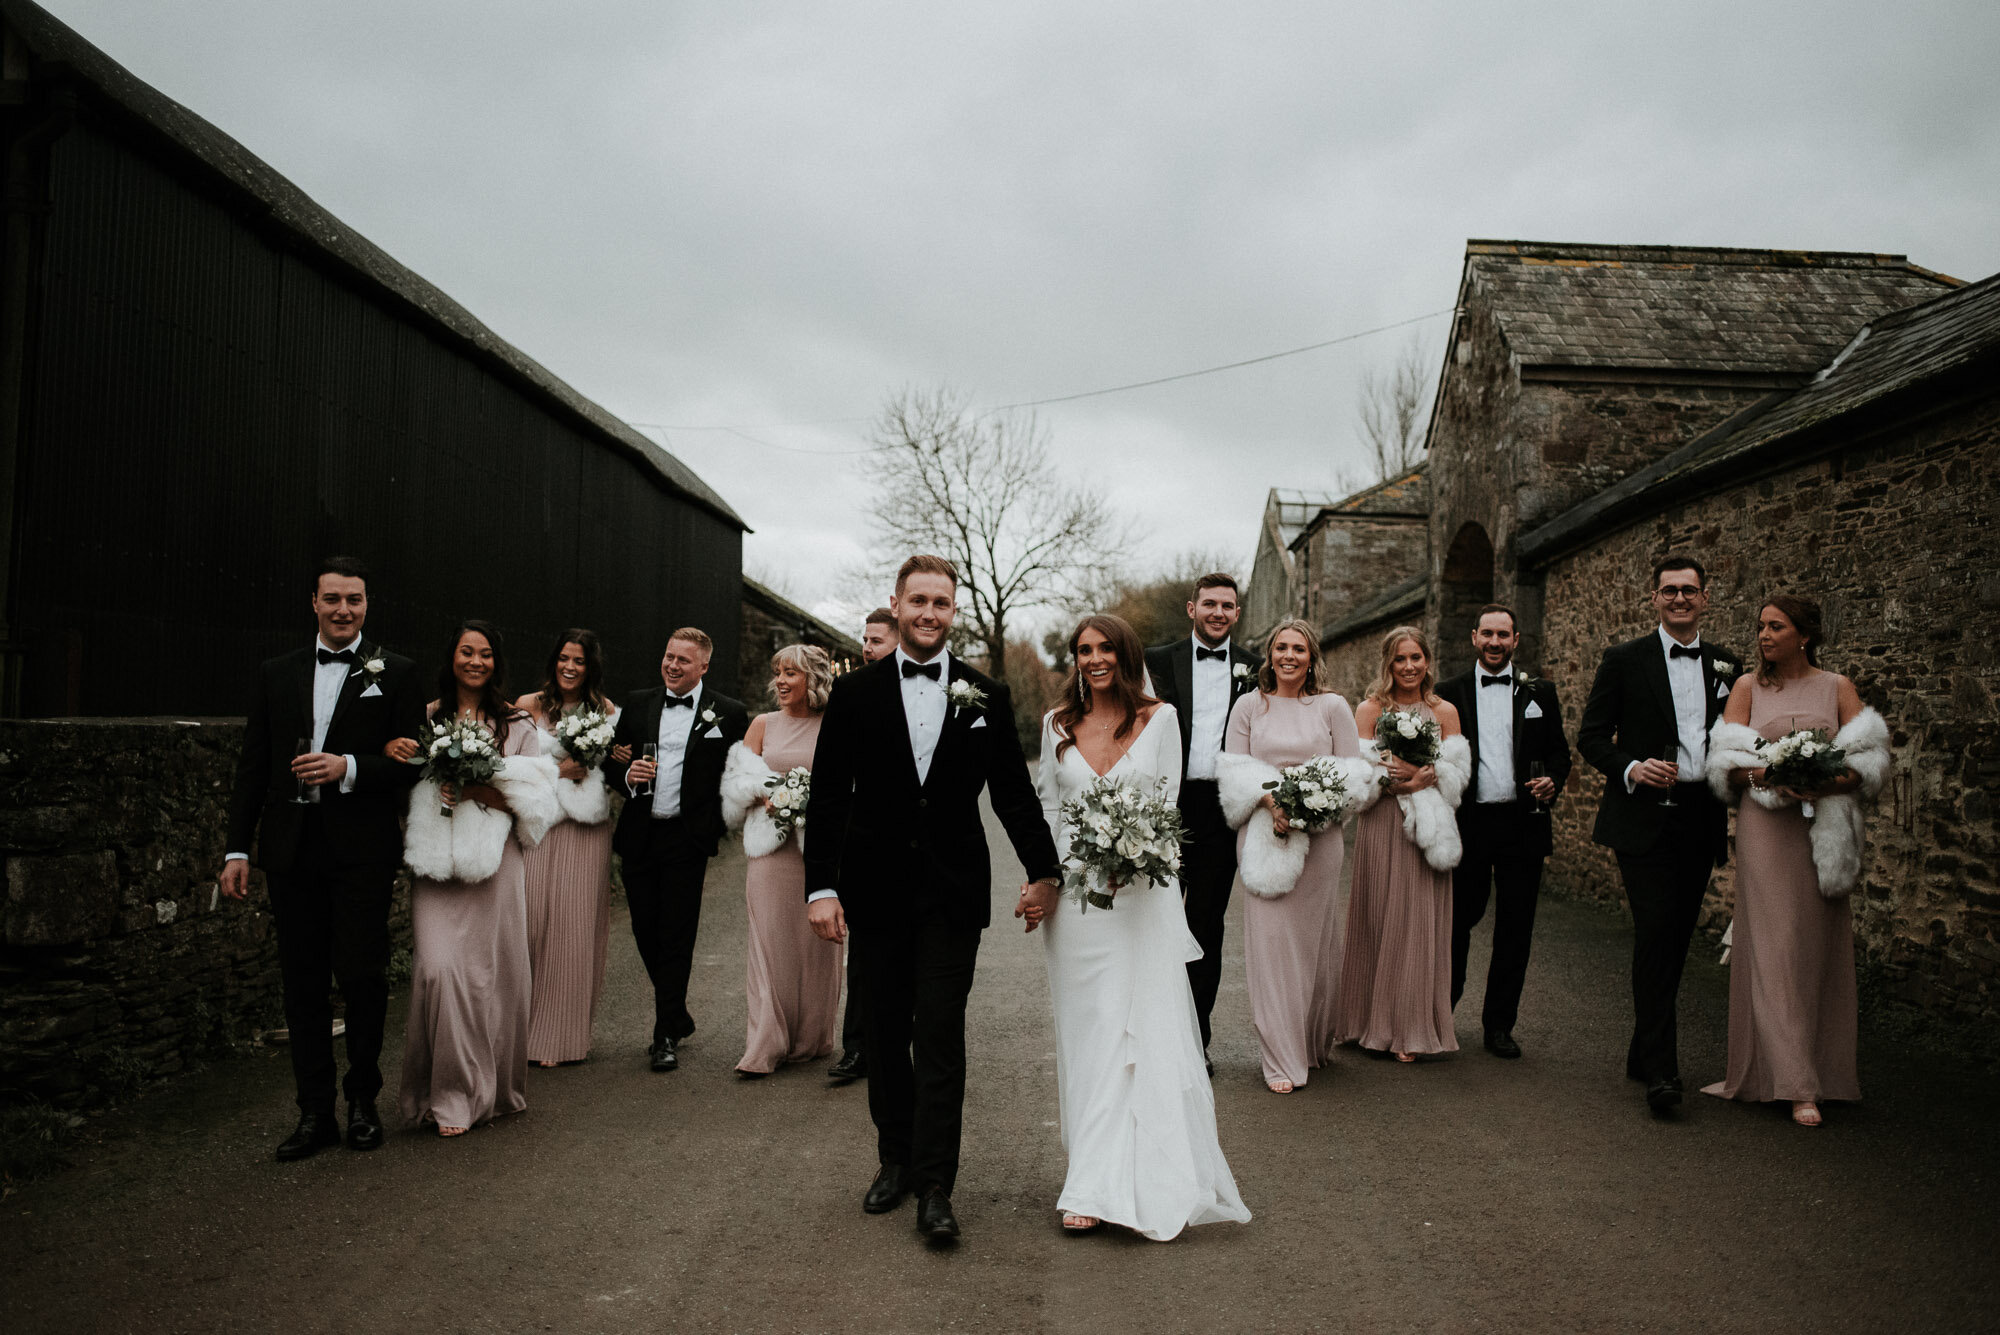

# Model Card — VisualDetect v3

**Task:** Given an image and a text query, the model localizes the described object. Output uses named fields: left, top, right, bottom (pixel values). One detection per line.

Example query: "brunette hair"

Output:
left=1474, top=603, right=1517, bottom=632
left=1365, top=624, right=1440, bottom=708
left=435, top=619, right=525, bottom=731
left=1754, top=594, right=1825, bottom=685
left=1652, top=553, right=1707, bottom=589
left=896, top=554, right=959, bottom=593
left=313, top=555, right=370, bottom=591
left=863, top=607, right=896, bottom=628
left=770, top=643, right=835, bottom=712
left=1050, top=614, right=1157, bottom=760
left=536, top=628, right=610, bottom=720
left=1257, top=617, right=1327, bottom=696
left=668, top=626, right=713, bottom=658
left=1192, top=572, right=1240, bottom=599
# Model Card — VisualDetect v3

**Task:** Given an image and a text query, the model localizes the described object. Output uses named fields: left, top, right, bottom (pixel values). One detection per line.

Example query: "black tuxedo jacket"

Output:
left=802, top=654, right=1058, bottom=932
left=1436, top=667, right=1573, bottom=857
left=1578, top=632, right=1742, bottom=864
left=227, top=644, right=426, bottom=875
left=1143, top=637, right=1263, bottom=781
left=606, top=685, right=750, bottom=861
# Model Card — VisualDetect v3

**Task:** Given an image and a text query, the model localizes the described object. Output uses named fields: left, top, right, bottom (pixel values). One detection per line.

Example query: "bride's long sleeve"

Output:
left=1035, top=711, right=1063, bottom=846
left=1154, top=704, right=1183, bottom=806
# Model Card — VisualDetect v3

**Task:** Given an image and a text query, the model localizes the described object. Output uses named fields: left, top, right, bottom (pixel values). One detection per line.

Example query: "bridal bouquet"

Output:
left=764, top=766, right=811, bottom=845
left=1059, top=776, right=1185, bottom=912
left=1759, top=727, right=1847, bottom=818
left=1262, top=755, right=1356, bottom=834
left=412, top=716, right=502, bottom=818
left=551, top=707, right=616, bottom=769
left=1374, top=706, right=1442, bottom=790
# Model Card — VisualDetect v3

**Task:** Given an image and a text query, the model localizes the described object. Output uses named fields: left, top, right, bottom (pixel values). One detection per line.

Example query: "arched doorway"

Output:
left=1438, top=522, right=1495, bottom=679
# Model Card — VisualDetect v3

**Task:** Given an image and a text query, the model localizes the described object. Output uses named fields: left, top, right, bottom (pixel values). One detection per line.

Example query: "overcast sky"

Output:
left=49, top=1, right=2000, bottom=623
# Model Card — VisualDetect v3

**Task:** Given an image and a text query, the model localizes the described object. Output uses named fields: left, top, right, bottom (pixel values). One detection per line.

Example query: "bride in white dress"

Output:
left=1021, top=614, right=1251, bottom=1240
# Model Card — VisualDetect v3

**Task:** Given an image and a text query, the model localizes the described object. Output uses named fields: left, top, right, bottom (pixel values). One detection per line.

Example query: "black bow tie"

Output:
left=901, top=660, right=942, bottom=681
left=662, top=693, right=695, bottom=709
left=316, top=648, right=355, bottom=666
left=1196, top=647, right=1227, bottom=662
left=1480, top=674, right=1511, bottom=687
left=1669, top=644, right=1701, bottom=660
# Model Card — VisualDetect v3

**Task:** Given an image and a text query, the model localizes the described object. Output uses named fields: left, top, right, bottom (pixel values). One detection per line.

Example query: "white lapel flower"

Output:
left=1231, top=662, right=1254, bottom=682
left=350, top=645, right=388, bottom=687
left=699, top=706, right=719, bottom=727
left=947, top=679, right=988, bottom=714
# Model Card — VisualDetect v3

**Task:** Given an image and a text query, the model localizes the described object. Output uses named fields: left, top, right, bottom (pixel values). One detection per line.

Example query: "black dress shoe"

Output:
left=1646, top=1077, right=1684, bottom=1111
left=345, top=1099, right=384, bottom=1151
left=863, top=1164, right=909, bottom=1214
left=1484, top=1030, right=1522, bottom=1060
left=827, top=1049, right=868, bottom=1083
left=275, top=1112, right=341, bottom=1162
left=916, top=1188, right=960, bottom=1242
left=649, top=1037, right=679, bottom=1072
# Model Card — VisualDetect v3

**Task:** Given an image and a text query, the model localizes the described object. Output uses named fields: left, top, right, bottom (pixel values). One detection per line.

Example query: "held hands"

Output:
left=1633, top=758, right=1680, bottom=790
left=1014, top=879, right=1059, bottom=933
left=1383, top=758, right=1437, bottom=795
left=611, top=743, right=633, bottom=764
left=291, top=751, right=349, bottom=787
left=383, top=737, right=419, bottom=763
left=807, top=897, right=847, bottom=943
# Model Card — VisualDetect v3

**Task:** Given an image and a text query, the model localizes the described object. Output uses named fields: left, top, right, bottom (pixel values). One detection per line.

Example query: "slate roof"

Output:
left=1290, top=465, right=1428, bottom=553
left=1, top=0, right=747, bottom=531
left=741, top=578, right=864, bottom=661
left=1517, top=269, right=2000, bottom=567
left=1464, top=240, right=1961, bottom=377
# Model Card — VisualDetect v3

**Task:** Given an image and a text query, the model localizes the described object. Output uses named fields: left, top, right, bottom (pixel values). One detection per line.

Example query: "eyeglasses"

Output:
left=1656, top=585, right=1704, bottom=601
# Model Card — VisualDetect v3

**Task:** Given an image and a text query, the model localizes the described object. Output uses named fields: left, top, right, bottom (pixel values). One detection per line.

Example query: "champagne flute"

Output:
left=1654, top=751, right=1680, bottom=807
left=291, top=737, right=313, bottom=803
left=637, top=742, right=658, bottom=798
left=1529, top=760, right=1550, bottom=813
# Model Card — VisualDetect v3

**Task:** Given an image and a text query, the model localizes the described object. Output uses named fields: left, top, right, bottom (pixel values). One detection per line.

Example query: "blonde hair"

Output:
left=1257, top=618, right=1327, bottom=696
left=668, top=626, right=713, bottom=659
left=1366, top=624, right=1440, bottom=707
left=770, top=643, right=834, bottom=712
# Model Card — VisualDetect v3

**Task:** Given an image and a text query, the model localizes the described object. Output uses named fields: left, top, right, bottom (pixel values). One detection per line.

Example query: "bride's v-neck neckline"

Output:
left=1073, top=707, right=1164, bottom=780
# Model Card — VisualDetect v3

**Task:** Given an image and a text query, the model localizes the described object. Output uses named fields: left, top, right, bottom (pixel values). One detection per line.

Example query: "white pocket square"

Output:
left=360, top=683, right=383, bottom=698
left=703, top=726, right=724, bottom=739
left=1523, top=700, right=1543, bottom=719
left=969, top=715, right=988, bottom=729
left=1715, top=681, right=1730, bottom=700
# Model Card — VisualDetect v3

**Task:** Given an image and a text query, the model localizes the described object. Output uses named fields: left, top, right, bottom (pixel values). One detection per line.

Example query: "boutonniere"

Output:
left=1515, top=669, right=1536, bottom=688
left=699, top=706, right=719, bottom=727
left=349, top=645, right=388, bottom=687
left=947, top=679, right=988, bottom=715
left=1231, top=663, right=1254, bottom=683
left=1713, top=660, right=1738, bottom=681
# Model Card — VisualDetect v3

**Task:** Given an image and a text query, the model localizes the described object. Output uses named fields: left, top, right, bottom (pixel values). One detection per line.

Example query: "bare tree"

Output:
left=864, top=385, right=1124, bottom=679
left=1346, top=338, right=1433, bottom=489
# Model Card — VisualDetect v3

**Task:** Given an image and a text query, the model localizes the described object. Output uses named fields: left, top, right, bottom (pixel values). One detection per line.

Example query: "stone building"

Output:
left=1282, top=238, right=1998, bottom=1030
left=1243, top=489, right=1342, bottom=643
left=1286, top=466, right=1429, bottom=700
left=738, top=577, right=865, bottom=710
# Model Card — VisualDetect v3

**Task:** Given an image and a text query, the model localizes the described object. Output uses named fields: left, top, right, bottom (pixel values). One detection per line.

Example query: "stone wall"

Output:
left=1300, top=513, right=1426, bottom=635
left=1536, top=392, right=2000, bottom=1024
left=0, top=718, right=412, bottom=1105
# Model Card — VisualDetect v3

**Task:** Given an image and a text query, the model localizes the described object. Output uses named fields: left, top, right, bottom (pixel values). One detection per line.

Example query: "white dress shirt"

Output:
left=225, top=637, right=360, bottom=862
left=645, top=680, right=704, bottom=820
left=1473, top=660, right=1517, bottom=804
left=1625, top=626, right=1709, bottom=792
left=808, top=647, right=951, bottom=905
left=1184, top=635, right=1232, bottom=781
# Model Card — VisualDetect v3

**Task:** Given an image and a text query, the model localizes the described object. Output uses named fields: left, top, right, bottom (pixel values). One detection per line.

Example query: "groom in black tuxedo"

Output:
left=1436, top=604, right=1572, bottom=1060
left=1143, top=573, right=1261, bottom=1061
left=220, top=556, right=424, bottom=1160
left=805, top=555, right=1060, bottom=1243
left=606, top=627, right=749, bottom=1072
left=1578, top=554, right=1742, bottom=1112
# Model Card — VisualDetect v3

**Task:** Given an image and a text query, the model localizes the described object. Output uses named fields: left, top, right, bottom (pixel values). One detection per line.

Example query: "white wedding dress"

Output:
left=1035, top=705, right=1251, bottom=1240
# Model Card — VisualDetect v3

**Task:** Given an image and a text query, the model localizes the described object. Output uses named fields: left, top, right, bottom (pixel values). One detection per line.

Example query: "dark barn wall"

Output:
left=10, top=115, right=740, bottom=717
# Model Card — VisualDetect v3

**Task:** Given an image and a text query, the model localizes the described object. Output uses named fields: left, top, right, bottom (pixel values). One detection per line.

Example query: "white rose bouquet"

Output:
left=763, top=766, right=812, bottom=845
left=1262, top=755, right=1356, bottom=834
left=411, top=715, right=501, bottom=818
left=551, top=707, right=617, bottom=769
left=1758, top=727, right=1848, bottom=818
left=1059, top=775, right=1185, bottom=912
left=1374, top=705, right=1442, bottom=790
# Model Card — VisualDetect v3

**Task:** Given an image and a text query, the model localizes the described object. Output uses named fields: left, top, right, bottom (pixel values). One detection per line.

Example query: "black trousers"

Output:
left=1178, top=779, right=1236, bottom=1050
left=622, top=818, right=713, bottom=1043
left=264, top=809, right=396, bottom=1115
left=855, top=912, right=981, bottom=1195
left=839, top=933, right=866, bottom=1054
left=1618, top=786, right=1721, bottom=1083
left=1450, top=803, right=1548, bottom=1033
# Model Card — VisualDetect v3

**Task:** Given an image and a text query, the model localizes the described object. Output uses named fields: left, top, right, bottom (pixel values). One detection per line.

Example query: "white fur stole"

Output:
left=403, top=753, right=562, bottom=883
left=721, top=742, right=792, bottom=859
left=1214, top=750, right=1379, bottom=898
left=1705, top=706, right=1890, bottom=899
left=1359, top=732, right=1472, bottom=872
